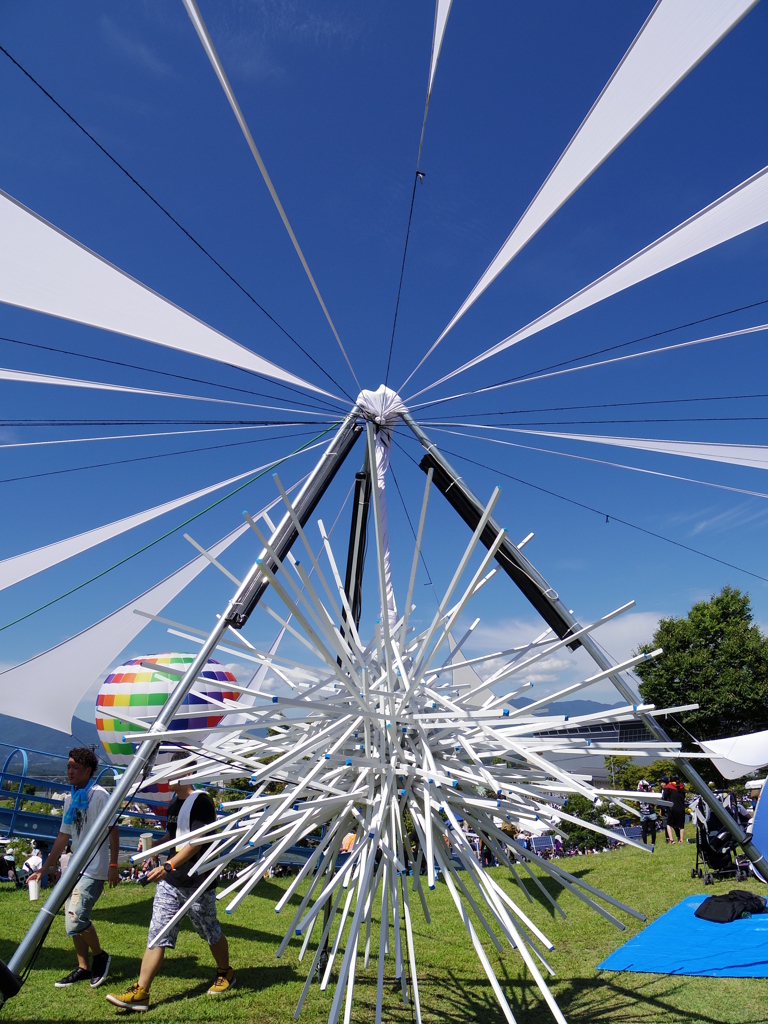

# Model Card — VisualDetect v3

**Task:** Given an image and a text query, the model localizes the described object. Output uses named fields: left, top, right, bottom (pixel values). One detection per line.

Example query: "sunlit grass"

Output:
left=2, top=828, right=767, bottom=1023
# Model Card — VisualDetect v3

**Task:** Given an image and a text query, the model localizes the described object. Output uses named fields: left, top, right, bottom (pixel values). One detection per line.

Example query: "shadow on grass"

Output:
left=503, top=865, right=595, bottom=918
left=382, top=965, right=744, bottom=1024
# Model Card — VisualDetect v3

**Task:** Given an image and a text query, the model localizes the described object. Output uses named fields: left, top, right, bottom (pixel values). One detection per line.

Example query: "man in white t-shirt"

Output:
left=29, top=747, right=119, bottom=990
left=22, top=850, right=43, bottom=875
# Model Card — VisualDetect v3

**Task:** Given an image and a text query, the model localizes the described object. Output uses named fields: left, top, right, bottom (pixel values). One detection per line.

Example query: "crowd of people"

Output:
left=4, top=747, right=762, bottom=1012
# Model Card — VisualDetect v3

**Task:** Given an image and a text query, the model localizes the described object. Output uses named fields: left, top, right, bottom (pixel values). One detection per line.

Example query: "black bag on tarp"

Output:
left=694, top=889, right=767, bottom=923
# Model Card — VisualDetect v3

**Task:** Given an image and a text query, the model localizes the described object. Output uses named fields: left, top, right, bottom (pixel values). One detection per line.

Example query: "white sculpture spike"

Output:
left=128, top=466, right=683, bottom=1024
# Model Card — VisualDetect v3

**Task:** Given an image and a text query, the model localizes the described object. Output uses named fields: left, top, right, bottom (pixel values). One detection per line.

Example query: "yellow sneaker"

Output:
left=207, top=967, right=236, bottom=996
left=106, top=982, right=150, bottom=1011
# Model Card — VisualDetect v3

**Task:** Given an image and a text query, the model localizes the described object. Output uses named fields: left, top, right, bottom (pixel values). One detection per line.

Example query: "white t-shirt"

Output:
left=60, top=784, right=111, bottom=880
left=23, top=853, right=42, bottom=873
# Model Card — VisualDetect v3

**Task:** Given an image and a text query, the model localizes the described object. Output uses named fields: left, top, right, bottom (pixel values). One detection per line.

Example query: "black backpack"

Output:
left=694, top=889, right=767, bottom=923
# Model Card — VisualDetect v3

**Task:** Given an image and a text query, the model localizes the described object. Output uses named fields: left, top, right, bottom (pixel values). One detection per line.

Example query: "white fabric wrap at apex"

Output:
left=356, top=386, right=408, bottom=633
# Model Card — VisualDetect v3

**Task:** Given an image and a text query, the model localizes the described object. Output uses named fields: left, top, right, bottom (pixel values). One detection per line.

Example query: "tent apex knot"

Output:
left=356, top=384, right=407, bottom=431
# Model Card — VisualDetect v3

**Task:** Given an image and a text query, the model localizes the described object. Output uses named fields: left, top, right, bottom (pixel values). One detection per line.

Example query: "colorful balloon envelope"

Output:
left=96, top=653, right=240, bottom=808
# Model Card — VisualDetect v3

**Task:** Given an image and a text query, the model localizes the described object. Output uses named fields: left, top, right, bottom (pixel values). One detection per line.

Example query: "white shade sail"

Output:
left=0, top=523, right=248, bottom=734
left=422, top=0, right=759, bottom=366
left=422, top=162, right=768, bottom=394
left=510, top=430, right=768, bottom=471
left=0, top=365, right=312, bottom=413
left=0, top=189, right=334, bottom=399
left=0, top=455, right=304, bottom=594
left=428, top=0, right=453, bottom=101
left=700, top=730, right=768, bottom=780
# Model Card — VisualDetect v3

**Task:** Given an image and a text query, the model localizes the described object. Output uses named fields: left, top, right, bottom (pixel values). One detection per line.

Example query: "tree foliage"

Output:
left=635, top=586, right=768, bottom=761
left=559, top=793, right=612, bottom=851
left=605, top=756, right=679, bottom=792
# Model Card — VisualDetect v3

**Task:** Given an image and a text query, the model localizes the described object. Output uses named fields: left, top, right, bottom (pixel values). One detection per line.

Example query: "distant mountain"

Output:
left=0, top=713, right=101, bottom=775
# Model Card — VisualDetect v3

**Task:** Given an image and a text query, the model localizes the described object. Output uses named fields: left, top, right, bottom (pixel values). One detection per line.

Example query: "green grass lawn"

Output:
left=2, top=831, right=767, bottom=1024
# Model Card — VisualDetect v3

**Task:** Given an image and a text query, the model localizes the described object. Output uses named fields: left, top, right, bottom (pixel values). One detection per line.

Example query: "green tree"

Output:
left=559, top=793, right=612, bottom=851
left=635, top=587, right=768, bottom=775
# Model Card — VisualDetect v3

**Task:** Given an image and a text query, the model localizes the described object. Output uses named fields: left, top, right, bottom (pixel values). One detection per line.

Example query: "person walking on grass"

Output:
left=636, top=780, right=658, bottom=846
left=28, top=747, right=119, bottom=990
left=106, top=758, right=235, bottom=1011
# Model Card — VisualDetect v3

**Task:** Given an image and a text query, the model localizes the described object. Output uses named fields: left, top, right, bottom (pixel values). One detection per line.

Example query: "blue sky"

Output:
left=1, top=2, right=767, bottom=727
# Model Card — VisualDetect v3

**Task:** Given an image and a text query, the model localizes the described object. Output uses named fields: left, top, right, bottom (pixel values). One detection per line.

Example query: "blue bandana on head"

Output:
left=63, top=776, right=95, bottom=826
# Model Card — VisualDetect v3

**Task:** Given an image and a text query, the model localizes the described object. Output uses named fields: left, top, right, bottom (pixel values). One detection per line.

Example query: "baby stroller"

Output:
left=690, top=796, right=750, bottom=885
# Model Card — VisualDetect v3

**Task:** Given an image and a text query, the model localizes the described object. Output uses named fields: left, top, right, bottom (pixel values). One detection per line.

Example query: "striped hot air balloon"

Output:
left=96, top=653, right=240, bottom=809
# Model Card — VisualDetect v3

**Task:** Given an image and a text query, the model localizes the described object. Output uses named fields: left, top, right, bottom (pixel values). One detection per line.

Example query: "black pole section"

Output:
left=402, top=411, right=768, bottom=881
left=407, top=423, right=579, bottom=649
left=342, top=469, right=372, bottom=633
left=225, top=412, right=363, bottom=628
left=0, top=959, right=21, bottom=1003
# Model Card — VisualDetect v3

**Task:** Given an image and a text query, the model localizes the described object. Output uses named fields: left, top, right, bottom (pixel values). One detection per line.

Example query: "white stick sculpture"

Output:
left=122, top=411, right=683, bottom=1024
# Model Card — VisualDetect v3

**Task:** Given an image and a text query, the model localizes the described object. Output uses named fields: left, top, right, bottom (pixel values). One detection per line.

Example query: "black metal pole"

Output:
left=403, top=411, right=768, bottom=881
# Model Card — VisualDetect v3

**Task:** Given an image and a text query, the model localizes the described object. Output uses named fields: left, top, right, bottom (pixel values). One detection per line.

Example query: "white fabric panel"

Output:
left=510, top=430, right=768, bottom=471
left=700, top=729, right=768, bottom=780
left=0, top=458, right=283, bottom=593
left=356, top=386, right=407, bottom=632
left=428, top=0, right=454, bottom=99
left=429, top=0, right=758, bottom=355
left=0, top=365, right=310, bottom=413
left=425, top=162, right=768, bottom=392
left=0, top=425, right=272, bottom=451
left=0, top=523, right=248, bottom=733
left=182, top=0, right=359, bottom=391
left=0, top=189, right=333, bottom=398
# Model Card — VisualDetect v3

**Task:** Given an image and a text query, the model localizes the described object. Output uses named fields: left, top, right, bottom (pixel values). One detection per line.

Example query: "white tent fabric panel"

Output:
left=0, top=189, right=333, bottom=398
left=428, top=0, right=454, bottom=100
left=427, top=0, right=758, bottom=357
left=0, top=457, right=293, bottom=594
left=700, top=729, right=768, bottom=780
left=423, top=162, right=768, bottom=393
left=0, top=365, right=312, bottom=413
left=509, top=430, right=768, bottom=471
left=0, top=523, right=248, bottom=734
left=182, top=0, right=359, bottom=391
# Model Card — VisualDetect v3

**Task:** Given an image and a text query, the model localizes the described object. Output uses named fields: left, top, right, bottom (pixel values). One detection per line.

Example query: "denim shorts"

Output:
left=147, top=879, right=222, bottom=950
left=64, top=875, right=104, bottom=937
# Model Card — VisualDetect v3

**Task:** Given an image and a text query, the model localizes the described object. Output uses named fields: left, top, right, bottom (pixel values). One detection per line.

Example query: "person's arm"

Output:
left=146, top=796, right=216, bottom=882
left=144, top=839, right=198, bottom=882
left=107, top=826, right=120, bottom=888
left=28, top=832, right=69, bottom=882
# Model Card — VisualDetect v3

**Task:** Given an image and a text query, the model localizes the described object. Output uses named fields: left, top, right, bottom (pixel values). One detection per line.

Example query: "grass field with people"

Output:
left=1, top=831, right=766, bottom=1024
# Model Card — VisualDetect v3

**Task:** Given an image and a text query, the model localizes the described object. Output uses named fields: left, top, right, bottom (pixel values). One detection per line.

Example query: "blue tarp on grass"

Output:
left=597, top=894, right=768, bottom=977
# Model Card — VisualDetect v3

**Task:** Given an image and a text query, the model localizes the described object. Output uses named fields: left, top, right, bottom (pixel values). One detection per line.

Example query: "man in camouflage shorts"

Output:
left=107, top=761, right=234, bottom=1011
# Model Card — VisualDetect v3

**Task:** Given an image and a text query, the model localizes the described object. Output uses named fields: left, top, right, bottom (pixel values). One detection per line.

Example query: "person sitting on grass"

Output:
left=27, top=747, right=119, bottom=990
left=106, top=755, right=235, bottom=1011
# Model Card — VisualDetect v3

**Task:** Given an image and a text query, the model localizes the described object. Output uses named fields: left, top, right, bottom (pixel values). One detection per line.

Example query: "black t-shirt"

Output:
left=662, top=783, right=686, bottom=815
left=163, top=792, right=216, bottom=889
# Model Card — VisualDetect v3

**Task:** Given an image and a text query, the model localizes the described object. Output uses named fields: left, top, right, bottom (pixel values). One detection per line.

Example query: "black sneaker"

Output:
left=316, top=949, right=329, bottom=980
left=90, top=952, right=112, bottom=988
left=55, top=966, right=92, bottom=988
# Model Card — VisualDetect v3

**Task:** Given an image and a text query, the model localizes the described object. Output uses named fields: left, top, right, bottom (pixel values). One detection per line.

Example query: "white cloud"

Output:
left=203, top=1, right=362, bottom=83
left=458, top=608, right=667, bottom=706
left=101, top=16, right=176, bottom=79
